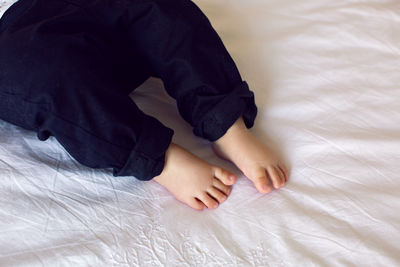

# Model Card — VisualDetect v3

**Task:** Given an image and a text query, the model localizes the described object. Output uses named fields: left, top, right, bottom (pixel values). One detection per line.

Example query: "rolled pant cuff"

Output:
left=113, top=116, right=174, bottom=181
left=193, top=81, right=258, bottom=142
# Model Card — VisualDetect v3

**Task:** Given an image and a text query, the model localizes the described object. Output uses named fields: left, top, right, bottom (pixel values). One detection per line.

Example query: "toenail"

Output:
left=229, top=175, right=235, bottom=181
left=263, top=185, right=270, bottom=191
left=221, top=196, right=226, bottom=201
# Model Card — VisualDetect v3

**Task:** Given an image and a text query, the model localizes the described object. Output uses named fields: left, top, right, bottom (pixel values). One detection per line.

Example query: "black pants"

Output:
left=0, top=0, right=257, bottom=181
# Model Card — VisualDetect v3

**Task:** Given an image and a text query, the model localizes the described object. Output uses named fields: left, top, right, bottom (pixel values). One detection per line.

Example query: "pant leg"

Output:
left=116, top=0, right=258, bottom=141
left=0, top=0, right=173, bottom=181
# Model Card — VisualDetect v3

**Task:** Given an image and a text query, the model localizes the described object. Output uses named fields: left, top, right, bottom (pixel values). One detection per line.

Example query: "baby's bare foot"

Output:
left=212, top=117, right=289, bottom=194
left=153, top=143, right=236, bottom=210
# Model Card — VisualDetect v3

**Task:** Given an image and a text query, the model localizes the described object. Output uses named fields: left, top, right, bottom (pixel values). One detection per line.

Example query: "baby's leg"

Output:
left=213, top=117, right=289, bottom=194
left=118, top=0, right=258, bottom=140
left=0, top=1, right=172, bottom=182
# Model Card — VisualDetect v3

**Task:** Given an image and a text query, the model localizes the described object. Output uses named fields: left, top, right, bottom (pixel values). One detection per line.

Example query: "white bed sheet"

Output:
left=1, top=0, right=400, bottom=266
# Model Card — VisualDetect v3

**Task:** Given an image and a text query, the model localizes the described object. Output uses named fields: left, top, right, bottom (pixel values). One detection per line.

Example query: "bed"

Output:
left=1, top=0, right=399, bottom=266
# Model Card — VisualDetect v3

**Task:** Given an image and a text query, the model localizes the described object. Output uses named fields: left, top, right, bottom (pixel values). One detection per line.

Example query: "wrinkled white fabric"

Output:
left=1, top=0, right=400, bottom=266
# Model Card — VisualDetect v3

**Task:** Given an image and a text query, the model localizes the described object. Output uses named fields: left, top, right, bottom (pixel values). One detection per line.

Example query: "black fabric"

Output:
left=0, top=0, right=257, bottom=180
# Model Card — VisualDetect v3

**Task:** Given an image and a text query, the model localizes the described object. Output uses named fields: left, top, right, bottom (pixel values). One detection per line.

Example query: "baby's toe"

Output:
left=213, top=167, right=236, bottom=185
left=267, top=166, right=285, bottom=189
left=207, top=186, right=228, bottom=204
left=278, top=163, right=289, bottom=182
left=213, top=179, right=232, bottom=196
left=252, top=167, right=273, bottom=194
left=198, top=192, right=219, bottom=209
left=188, top=198, right=206, bottom=211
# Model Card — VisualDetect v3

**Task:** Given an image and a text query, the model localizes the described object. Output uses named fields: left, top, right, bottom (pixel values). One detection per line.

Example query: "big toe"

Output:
left=251, top=167, right=273, bottom=194
left=213, top=166, right=236, bottom=185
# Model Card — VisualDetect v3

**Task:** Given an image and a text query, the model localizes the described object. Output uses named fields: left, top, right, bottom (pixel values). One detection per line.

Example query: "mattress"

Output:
left=1, top=0, right=399, bottom=266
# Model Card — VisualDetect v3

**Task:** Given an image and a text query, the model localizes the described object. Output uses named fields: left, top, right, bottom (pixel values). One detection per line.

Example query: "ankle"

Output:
left=214, top=116, right=248, bottom=146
